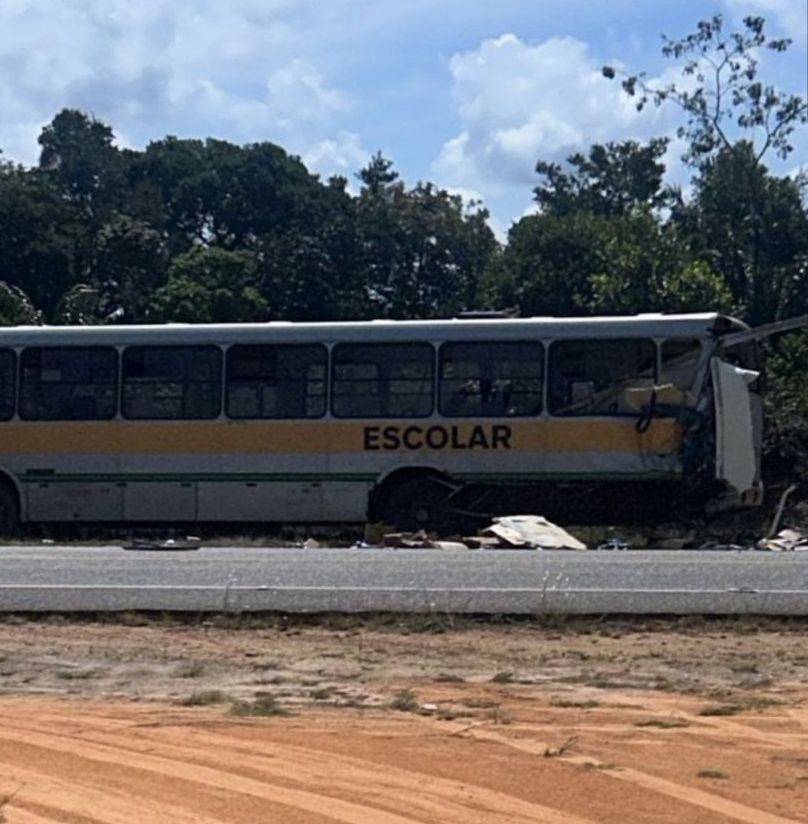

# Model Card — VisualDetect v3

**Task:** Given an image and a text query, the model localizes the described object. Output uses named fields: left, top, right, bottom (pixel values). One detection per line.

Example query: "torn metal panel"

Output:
left=719, top=314, right=808, bottom=348
left=711, top=358, right=760, bottom=498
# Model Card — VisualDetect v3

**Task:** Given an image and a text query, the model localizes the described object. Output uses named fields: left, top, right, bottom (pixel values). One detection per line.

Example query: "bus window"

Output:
left=0, top=349, right=15, bottom=421
left=122, top=346, right=222, bottom=420
left=19, top=347, right=118, bottom=421
left=661, top=338, right=703, bottom=393
left=548, top=338, right=656, bottom=416
left=226, top=344, right=326, bottom=419
left=439, top=342, right=543, bottom=417
left=331, top=343, right=434, bottom=418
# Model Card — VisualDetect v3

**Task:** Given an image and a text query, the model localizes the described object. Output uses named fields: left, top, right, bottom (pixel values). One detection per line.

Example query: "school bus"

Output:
left=0, top=312, right=772, bottom=531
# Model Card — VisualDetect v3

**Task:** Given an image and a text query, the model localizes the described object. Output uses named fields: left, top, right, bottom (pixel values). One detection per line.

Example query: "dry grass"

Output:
left=389, top=689, right=419, bottom=712
left=180, top=690, right=230, bottom=707
left=698, top=769, right=729, bottom=780
left=229, top=693, right=290, bottom=717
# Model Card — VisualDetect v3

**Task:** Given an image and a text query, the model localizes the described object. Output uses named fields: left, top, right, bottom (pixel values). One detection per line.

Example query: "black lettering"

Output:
left=426, top=426, right=448, bottom=450
left=492, top=425, right=512, bottom=450
left=382, top=426, right=400, bottom=450
left=450, top=426, right=467, bottom=449
left=403, top=426, right=423, bottom=450
left=364, top=427, right=381, bottom=450
left=469, top=425, right=489, bottom=449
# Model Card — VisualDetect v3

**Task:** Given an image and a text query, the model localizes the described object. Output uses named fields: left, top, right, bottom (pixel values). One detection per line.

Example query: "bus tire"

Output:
left=380, top=476, right=452, bottom=534
left=0, top=481, right=20, bottom=537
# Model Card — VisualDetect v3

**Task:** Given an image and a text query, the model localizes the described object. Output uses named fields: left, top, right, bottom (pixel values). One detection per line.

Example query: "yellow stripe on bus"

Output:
left=0, top=419, right=683, bottom=456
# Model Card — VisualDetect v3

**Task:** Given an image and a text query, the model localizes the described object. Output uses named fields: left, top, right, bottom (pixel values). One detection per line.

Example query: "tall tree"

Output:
left=356, top=156, right=497, bottom=318
left=676, top=142, right=808, bottom=325
left=534, top=139, right=672, bottom=217
left=603, top=15, right=806, bottom=168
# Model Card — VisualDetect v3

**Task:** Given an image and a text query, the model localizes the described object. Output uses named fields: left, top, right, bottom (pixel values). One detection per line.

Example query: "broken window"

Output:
left=660, top=338, right=703, bottom=392
left=226, top=344, right=326, bottom=419
left=331, top=343, right=434, bottom=418
left=439, top=341, right=544, bottom=417
left=0, top=349, right=15, bottom=421
left=548, top=338, right=656, bottom=416
left=19, top=347, right=118, bottom=421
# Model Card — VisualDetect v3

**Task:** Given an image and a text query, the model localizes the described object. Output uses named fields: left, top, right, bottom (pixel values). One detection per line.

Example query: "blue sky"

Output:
left=0, top=0, right=805, bottom=233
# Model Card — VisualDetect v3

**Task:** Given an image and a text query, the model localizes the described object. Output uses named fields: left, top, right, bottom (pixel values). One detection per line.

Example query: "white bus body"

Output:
left=0, top=313, right=762, bottom=530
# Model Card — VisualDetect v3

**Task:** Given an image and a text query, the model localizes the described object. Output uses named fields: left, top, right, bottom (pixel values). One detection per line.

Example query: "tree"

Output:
left=0, top=161, right=83, bottom=314
left=356, top=156, right=497, bottom=318
left=488, top=208, right=729, bottom=317
left=148, top=246, right=268, bottom=323
left=38, top=109, right=128, bottom=217
left=676, top=142, right=808, bottom=325
left=603, top=15, right=808, bottom=325
left=603, top=15, right=806, bottom=168
left=534, top=139, right=672, bottom=216
left=92, top=215, right=168, bottom=322
left=129, top=137, right=327, bottom=252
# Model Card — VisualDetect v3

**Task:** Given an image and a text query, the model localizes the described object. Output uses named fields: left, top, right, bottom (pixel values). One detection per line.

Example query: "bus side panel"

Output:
left=197, top=481, right=324, bottom=521
left=26, top=480, right=124, bottom=522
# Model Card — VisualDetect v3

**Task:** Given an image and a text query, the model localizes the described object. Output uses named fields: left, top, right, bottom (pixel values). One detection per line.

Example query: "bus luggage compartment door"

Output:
left=711, top=357, right=760, bottom=500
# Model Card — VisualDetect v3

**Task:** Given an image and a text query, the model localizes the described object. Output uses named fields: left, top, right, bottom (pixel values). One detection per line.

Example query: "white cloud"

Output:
left=266, top=60, right=351, bottom=128
left=303, top=131, right=370, bottom=187
left=0, top=0, right=348, bottom=164
left=723, top=0, right=806, bottom=41
left=432, top=33, right=678, bottom=226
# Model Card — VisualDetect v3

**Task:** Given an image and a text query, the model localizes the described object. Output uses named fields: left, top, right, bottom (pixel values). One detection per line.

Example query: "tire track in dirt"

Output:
left=445, top=723, right=805, bottom=824
left=0, top=759, right=244, bottom=824
left=78, top=724, right=589, bottom=824
left=0, top=708, right=592, bottom=824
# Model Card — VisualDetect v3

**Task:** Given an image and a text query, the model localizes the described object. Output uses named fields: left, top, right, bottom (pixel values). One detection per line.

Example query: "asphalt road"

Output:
left=1, top=545, right=807, bottom=614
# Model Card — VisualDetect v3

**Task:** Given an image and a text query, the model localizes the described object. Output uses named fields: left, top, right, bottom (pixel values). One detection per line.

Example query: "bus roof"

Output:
left=0, top=312, right=741, bottom=346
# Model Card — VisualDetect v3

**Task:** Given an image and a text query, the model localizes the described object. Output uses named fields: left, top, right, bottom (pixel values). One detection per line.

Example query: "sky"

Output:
left=0, top=0, right=806, bottom=235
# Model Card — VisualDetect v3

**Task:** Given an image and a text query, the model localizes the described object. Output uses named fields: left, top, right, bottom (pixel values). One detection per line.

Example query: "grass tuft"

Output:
left=550, top=699, right=600, bottom=709
left=389, top=688, right=420, bottom=712
left=180, top=690, right=229, bottom=707
left=229, top=693, right=290, bottom=717
left=491, top=671, right=515, bottom=684
left=698, top=769, right=729, bottom=780
left=634, top=718, right=689, bottom=729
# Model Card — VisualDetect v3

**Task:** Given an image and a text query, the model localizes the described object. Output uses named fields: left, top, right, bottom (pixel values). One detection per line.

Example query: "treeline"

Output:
left=0, top=112, right=497, bottom=326
left=1, top=112, right=805, bottom=329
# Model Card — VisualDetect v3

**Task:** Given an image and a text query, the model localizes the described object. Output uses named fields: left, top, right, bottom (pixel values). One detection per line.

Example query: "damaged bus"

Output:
left=0, top=312, right=795, bottom=532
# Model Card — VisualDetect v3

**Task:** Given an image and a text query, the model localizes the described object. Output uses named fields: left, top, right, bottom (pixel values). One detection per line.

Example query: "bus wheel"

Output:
left=380, top=476, right=452, bottom=534
left=0, top=483, right=19, bottom=537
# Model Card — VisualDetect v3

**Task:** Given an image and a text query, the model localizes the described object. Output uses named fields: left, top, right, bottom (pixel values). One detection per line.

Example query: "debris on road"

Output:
left=381, top=530, right=437, bottom=549
left=756, top=528, right=808, bottom=552
left=596, top=537, right=630, bottom=551
left=372, top=515, right=586, bottom=551
left=480, top=515, right=587, bottom=551
left=122, top=537, right=202, bottom=552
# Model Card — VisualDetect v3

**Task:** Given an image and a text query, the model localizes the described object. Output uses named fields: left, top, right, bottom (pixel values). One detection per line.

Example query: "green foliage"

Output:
left=761, top=332, right=808, bottom=480
left=356, top=158, right=497, bottom=318
left=149, top=247, right=268, bottom=323
left=534, top=139, right=671, bottom=216
left=677, top=142, right=808, bottom=325
left=0, top=281, right=42, bottom=325
left=489, top=202, right=729, bottom=318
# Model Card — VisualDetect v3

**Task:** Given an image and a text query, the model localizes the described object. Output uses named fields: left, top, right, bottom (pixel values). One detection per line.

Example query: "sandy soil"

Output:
left=0, top=616, right=807, bottom=823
